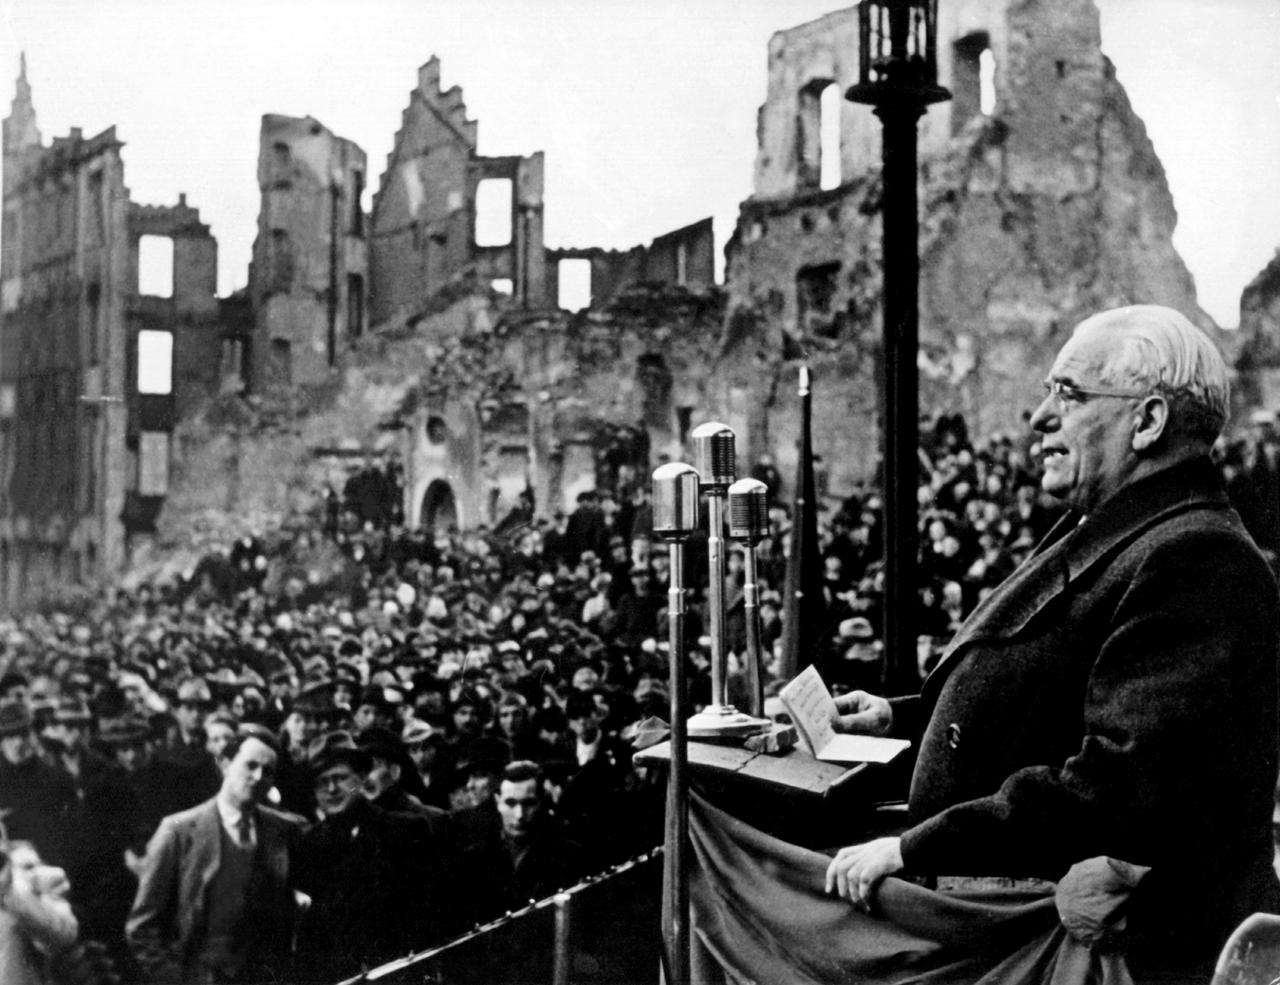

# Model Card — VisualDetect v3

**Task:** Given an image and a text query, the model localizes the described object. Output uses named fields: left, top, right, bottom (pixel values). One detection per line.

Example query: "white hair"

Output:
left=1075, top=305, right=1229, bottom=443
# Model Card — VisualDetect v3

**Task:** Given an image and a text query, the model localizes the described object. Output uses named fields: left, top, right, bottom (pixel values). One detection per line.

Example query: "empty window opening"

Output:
left=269, top=338, right=292, bottom=389
left=425, top=415, right=448, bottom=446
left=86, top=283, right=101, bottom=364
left=136, top=330, right=173, bottom=395
left=797, top=262, right=842, bottom=339
left=797, top=79, right=839, bottom=191
left=491, top=278, right=513, bottom=296
left=347, top=274, right=365, bottom=338
left=819, top=82, right=842, bottom=190
left=350, top=170, right=365, bottom=235
left=979, top=49, right=997, bottom=115
left=475, top=178, right=513, bottom=247
left=557, top=259, right=591, bottom=312
left=138, top=236, right=174, bottom=298
left=138, top=431, right=170, bottom=496
left=951, top=33, right=994, bottom=135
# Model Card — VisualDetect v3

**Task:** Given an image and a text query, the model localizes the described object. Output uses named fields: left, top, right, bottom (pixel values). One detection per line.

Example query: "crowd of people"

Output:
left=0, top=403, right=1277, bottom=983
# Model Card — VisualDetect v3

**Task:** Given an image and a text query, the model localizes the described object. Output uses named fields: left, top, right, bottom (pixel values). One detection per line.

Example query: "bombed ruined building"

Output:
left=721, top=0, right=1225, bottom=496
left=0, top=57, right=228, bottom=607
left=368, top=57, right=547, bottom=324
left=247, top=114, right=369, bottom=393
left=367, top=57, right=715, bottom=323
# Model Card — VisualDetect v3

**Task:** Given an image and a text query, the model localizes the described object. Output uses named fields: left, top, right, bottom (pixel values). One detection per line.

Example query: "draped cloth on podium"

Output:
left=670, top=790, right=1147, bottom=985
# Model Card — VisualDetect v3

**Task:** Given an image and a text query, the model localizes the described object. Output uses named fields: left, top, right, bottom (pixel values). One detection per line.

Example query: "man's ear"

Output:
left=1131, top=395, right=1169, bottom=452
left=388, top=762, right=401, bottom=783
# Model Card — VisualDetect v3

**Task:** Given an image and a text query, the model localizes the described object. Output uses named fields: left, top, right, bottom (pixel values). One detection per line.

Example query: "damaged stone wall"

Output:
left=148, top=284, right=722, bottom=566
left=369, top=58, right=546, bottom=325
left=726, top=0, right=1222, bottom=500
left=546, top=216, right=715, bottom=308
left=1235, top=252, right=1280, bottom=412
left=249, top=114, right=369, bottom=394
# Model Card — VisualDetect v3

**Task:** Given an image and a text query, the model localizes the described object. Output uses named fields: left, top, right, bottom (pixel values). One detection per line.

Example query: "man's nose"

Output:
left=1029, top=394, right=1057, bottom=432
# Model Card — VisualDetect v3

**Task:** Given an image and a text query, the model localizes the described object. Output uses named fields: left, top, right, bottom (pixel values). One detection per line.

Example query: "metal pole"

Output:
left=742, top=547, right=764, bottom=718
left=651, top=462, right=699, bottom=985
left=552, top=892, right=572, bottom=985
left=877, top=98, right=924, bottom=697
left=667, top=537, right=690, bottom=985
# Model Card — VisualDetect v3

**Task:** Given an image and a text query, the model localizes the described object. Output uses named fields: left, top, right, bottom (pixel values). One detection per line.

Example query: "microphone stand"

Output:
left=651, top=462, right=700, bottom=985
left=686, top=422, right=769, bottom=740
left=728, top=477, right=769, bottom=719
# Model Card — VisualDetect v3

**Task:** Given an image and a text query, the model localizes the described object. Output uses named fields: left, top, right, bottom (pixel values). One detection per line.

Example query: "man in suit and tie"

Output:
left=126, top=724, right=305, bottom=984
left=826, top=306, right=1280, bottom=982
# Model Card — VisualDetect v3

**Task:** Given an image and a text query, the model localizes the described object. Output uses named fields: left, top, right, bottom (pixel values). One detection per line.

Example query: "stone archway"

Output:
left=420, top=479, right=458, bottom=532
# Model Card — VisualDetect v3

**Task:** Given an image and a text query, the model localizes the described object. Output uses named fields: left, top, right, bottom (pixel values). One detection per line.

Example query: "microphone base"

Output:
left=686, top=706, right=772, bottom=740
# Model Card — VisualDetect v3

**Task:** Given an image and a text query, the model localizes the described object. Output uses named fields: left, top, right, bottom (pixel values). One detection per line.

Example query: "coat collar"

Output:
left=924, top=456, right=1229, bottom=693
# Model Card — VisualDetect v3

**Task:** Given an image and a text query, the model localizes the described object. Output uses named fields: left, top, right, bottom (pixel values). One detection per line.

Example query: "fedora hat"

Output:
left=306, top=730, right=371, bottom=775
left=0, top=701, right=32, bottom=737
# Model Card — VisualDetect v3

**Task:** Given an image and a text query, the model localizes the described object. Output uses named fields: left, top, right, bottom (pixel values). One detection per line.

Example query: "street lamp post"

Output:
left=847, top=0, right=950, bottom=695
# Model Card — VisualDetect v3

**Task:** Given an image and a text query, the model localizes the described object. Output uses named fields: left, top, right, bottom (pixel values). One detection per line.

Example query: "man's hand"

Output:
left=831, top=690, right=893, bottom=736
left=824, top=837, right=903, bottom=910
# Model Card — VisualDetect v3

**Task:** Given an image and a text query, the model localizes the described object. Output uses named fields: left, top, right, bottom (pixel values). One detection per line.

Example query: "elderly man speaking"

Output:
left=822, top=305, right=1280, bottom=981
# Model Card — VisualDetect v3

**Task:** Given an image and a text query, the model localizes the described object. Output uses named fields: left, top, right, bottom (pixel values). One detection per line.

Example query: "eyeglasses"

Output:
left=1041, top=379, right=1148, bottom=407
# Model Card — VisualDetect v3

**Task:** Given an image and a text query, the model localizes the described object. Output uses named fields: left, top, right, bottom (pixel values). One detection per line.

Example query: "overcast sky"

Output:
left=0, top=0, right=1276, bottom=327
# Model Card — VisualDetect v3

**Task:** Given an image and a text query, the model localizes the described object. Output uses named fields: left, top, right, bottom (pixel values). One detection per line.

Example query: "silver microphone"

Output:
left=652, top=463, right=701, bottom=540
left=691, top=422, right=736, bottom=491
left=727, top=478, right=769, bottom=545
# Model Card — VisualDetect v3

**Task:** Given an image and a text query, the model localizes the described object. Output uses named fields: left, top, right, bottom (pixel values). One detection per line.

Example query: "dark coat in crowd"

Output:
left=453, top=803, right=584, bottom=924
left=0, top=755, right=77, bottom=862
left=294, top=797, right=444, bottom=980
left=890, top=458, right=1280, bottom=980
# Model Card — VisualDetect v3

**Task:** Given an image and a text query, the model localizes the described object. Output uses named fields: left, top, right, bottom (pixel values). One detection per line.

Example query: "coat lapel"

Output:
left=191, top=800, right=223, bottom=927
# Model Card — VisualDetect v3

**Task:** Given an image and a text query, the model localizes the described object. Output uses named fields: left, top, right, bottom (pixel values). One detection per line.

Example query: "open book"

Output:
left=778, top=665, right=911, bottom=766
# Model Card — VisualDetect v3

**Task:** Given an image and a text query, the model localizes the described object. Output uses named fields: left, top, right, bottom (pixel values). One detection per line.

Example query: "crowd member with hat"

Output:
left=77, top=715, right=183, bottom=972
left=351, top=685, right=397, bottom=734
left=39, top=700, right=104, bottom=800
left=357, top=726, right=445, bottom=826
left=157, top=678, right=220, bottom=806
left=294, top=731, right=446, bottom=980
left=273, top=682, right=331, bottom=818
left=401, top=719, right=452, bottom=809
left=551, top=690, right=634, bottom=869
left=0, top=702, right=76, bottom=865
left=127, top=724, right=303, bottom=985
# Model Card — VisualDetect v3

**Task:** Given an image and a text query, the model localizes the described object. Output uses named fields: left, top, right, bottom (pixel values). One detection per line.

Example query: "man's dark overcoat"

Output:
left=890, top=457, right=1280, bottom=976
